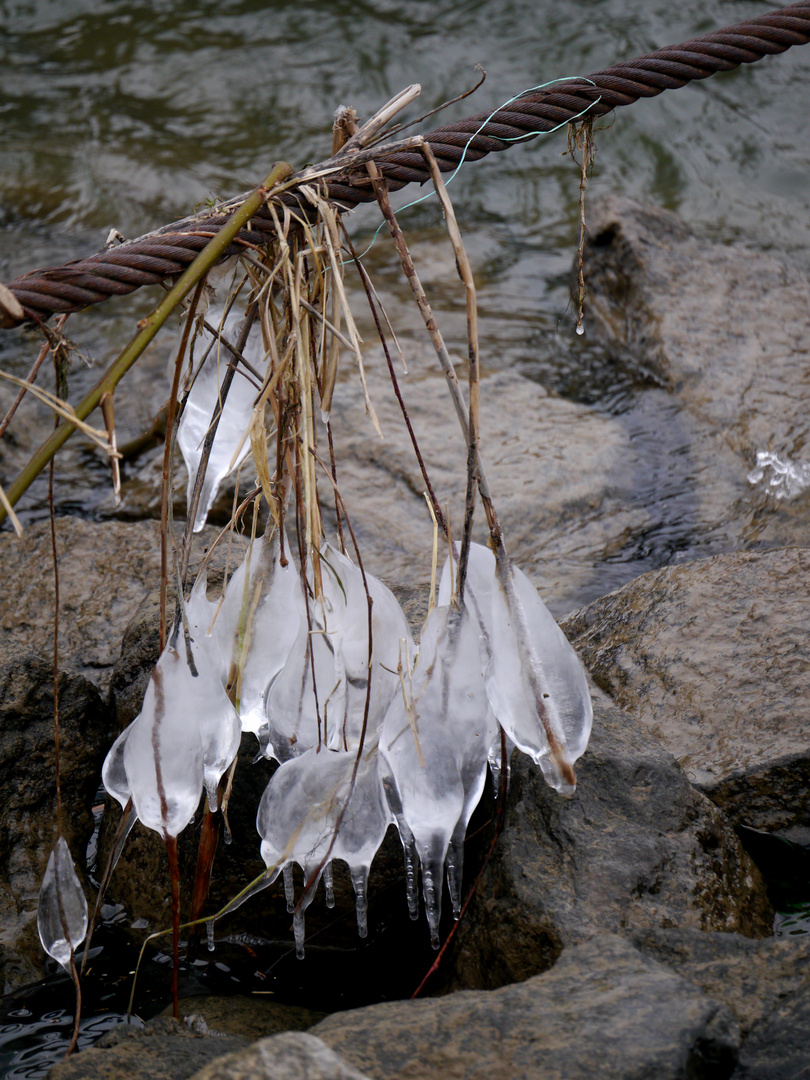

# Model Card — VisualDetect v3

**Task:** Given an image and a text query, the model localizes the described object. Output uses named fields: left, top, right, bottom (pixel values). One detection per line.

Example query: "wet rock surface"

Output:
left=583, top=195, right=810, bottom=554
left=0, top=518, right=219, bottom=695
left=0, top=645, right=110, bottom=993
left=325, top=357, right=645, bottom=615
left=312, top=934, right=740, bottom=1080
left=47, top=1017, right=251, bottom=1080
left=561, top=548, right=810, bottom=829
left=449, top=694, right=772, bottom=992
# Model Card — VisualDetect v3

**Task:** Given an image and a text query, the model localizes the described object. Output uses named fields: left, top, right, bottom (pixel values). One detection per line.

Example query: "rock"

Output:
left=312, top=934, right=740, bottom=1080
left=630, top=928, right=810, bottom=1039
left=188, top=1031, right=372, bottom=1080
left=325, top=355, right=646, bottom=615
left=449, top=694, right=772, bottom=992
left=47, top=1016, right=250, bottom=1080
left=0, top=646, right=111, bottom=993
left=561, top=548, right=810, bottom=829
left=585, top=195, right=810, bottom=450
left=583, top=195, right=810, bottom=553
left=732, top=983, right=810, bottom=1079
left=0, top=518, right=220, bottom=695
left=161, top=996, right=326, bottom=1042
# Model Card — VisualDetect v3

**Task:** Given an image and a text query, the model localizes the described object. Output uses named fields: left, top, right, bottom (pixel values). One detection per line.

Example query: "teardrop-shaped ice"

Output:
left=256, top=743, right=392, bottom=954
left=319, top=543, right=413, bottom=753
left=37, top=836, right=88, bottom=971
left=380, top=602, right=496, bottom=946
left=231, top=535, right=303, bottom=739
left=440, top=542, right=592, bottom=796
left=177, top=308, right=269, bottom=532
left=119, top=639, right=241, bottom=834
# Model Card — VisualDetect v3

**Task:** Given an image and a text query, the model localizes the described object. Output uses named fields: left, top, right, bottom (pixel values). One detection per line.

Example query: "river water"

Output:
left=2, top=1, right=810, bottom=612
left=1, top=1, right=809, bottom=1075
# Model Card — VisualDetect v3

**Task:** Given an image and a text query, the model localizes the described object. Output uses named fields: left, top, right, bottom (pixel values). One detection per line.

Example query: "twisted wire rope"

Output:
left=5, top=2, right=810, bottom=322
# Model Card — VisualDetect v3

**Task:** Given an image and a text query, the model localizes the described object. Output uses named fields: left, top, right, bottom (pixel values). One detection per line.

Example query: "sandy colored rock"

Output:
left=189, top=1030, right=371, bottom=1080
left=313, top=935, right=739, bottom=1080
left=325, top=356, right=645, bottom=614
left=562, top=548, right=810, bottom=827
left=0, top=518, right=222, bottom=693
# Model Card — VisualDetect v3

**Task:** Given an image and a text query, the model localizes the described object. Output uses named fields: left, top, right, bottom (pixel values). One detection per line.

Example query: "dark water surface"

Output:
left=1, top=1, right=809, bottom=1074
left=2, top=0, right=810, bottom=602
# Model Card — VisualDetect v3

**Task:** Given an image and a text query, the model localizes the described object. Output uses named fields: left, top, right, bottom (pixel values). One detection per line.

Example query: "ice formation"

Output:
left=262, top=541, right=413, bottom=761
left=256, top=744, right=392, bottom=957
left=37, top=836, right=88, bottom=972
left=748, top=449, right=810, bottom=500
left=380, top=600, right=497, bottom=946
left=177, top=309, right=269, bottom=532
left=99, top=530, right=592, bottom=957
left=102, top=633, right=240, bottom=835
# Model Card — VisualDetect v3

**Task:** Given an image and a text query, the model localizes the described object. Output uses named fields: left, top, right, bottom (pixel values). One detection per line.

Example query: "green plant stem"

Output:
left=0, top=161, right=292, bottom=526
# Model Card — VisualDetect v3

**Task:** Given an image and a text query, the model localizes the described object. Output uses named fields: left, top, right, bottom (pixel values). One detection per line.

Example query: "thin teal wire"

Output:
left=352, top=76, right=602, bottom=261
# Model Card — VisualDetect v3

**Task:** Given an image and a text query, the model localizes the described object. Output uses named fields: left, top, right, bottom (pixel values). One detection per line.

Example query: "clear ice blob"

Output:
left=115, top=638, right=240, bottom=836
left=748, top=449, right=810, bottom=500
left=263, top=543, right=413, bottom=761
left=177, top=308, right=269, bottom=532
left=380, top=602, right=497, bottom=946
left=37, top=836, right=88, bottom=971
left=256, top=744, right=392, bottom=956
left=441, top=543, right=592, bottom=797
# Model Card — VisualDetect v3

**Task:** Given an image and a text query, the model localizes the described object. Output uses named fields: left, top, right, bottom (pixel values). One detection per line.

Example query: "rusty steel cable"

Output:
left=3, top=2, right=810, bottom=324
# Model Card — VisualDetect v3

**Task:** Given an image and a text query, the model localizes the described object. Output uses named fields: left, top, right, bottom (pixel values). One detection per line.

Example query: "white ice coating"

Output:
left=748, top=449, right=810, bottom=500
left=37, top=836, right=88, bottom=972
left=380, top=602, right=497, bottom=947
left=256, top=744, right=392, bottom=957
left=177, top=308, right=269, bottom=532
left=440, top=542, right=592, bottom=796
left=263, top=542, right=413, bottom=761
left=104, top=638, right=240, bottom=836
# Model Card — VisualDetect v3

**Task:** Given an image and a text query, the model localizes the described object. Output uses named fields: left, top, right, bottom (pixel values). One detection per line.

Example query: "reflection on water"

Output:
left=2, top=0, right=810, bottom=608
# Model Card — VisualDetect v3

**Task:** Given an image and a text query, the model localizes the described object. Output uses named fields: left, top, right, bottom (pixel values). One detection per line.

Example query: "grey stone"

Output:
left=47, top=1016, right=250, bottom=1080
left=188, top=1031, right=372, bottom=1080
left=450, top=695, right=772, bottom=992
left=630, top=928, right=810, bottom=1039
left=561, top=548, right=810, bottom=829
left=313, top=934, right=740, bottom=1080
left=583, top=195, right=810, bottom=554
left=325, top=354, right=645, bottom=615
left=732, top=983, right=810, bottom=1079
left=0, top=647, right=110, bottom=993
left=0, top=518, right=221, bottom=694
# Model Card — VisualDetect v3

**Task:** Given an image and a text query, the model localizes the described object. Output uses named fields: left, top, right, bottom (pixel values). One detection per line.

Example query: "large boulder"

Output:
left=583, top=195, right=810, bottom=554
left=325, top=356, right=645, bottom=615
left=449, top=695, right=772, bottom=992
left=0, top=518, right=219, bottom=694
left=0, top=647, right=111, bottom=992
left=561, top=548, right=810, bottom=830
left=311, top=934, right=740, bottom=1080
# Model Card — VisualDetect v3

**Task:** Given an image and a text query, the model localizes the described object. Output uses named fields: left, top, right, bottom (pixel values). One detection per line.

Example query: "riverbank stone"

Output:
left=0, top=518, right=221, bottom=695
left=311, top=934, right=740, bottom=1080
left=448, top=694, right=772, bottom=992
left=583, top=195, right=810, bottom=554
left=0, top=646, right=110, bottom=993
left=561, top=547, right=810, bottom=831
left=325, top=355, right=646, bottom=616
